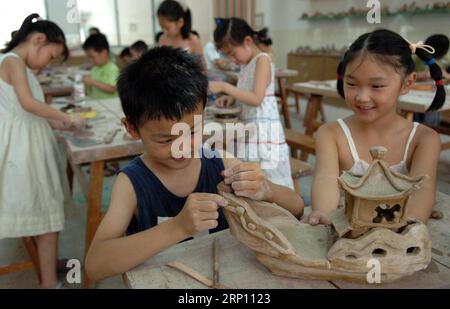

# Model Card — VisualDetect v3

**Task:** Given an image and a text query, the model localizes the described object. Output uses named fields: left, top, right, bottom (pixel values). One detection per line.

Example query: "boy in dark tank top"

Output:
left=85, top=46, right=304, bottom=281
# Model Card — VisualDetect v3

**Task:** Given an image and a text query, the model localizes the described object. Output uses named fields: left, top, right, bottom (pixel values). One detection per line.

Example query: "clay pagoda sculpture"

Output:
left=218, top=147, right=431, bottom=283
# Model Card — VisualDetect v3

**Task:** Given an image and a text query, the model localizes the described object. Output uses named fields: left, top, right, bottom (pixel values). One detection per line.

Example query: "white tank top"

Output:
left=337, top=119, right=418, bottom=176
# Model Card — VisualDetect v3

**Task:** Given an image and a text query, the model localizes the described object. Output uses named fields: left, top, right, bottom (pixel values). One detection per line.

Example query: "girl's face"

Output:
left=220, top=36, right=255, bottom=65
left=158, top=16, right=183, bottom=38
left=343, top=55, right=415, bottom=124
left=27, top=34, right=64, bottom=70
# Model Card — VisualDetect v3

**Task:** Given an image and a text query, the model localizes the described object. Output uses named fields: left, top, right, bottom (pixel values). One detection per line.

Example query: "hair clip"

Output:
left=32, top=15, right=43, bottom=23
left=405, top=39, right=435, bottom=55
left=435, top=79, right=445, bottom=86
left=337, top=75, right=344, bottom=80
left=214, top=18, right=226, bottom=26
left=424, top=58, right=436, bottom=66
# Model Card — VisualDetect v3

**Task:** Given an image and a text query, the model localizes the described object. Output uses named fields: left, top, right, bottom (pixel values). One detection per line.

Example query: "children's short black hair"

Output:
left=89, top=27, right=101, bottom=34
left=82, top=33, right=110, bottom=53
left=3, top=13, right=69, bottom=61
left=157, top=0, right=192, bottom=40
left=117, top=46, right=208, bottom=130
left=130, top=40, right=148, bottom=53
left=337, top=29, right=446, bottom=112
left=425, top=34, right=450, bottom=60
left=120, top=47, right=131, bottom=58
left=214, top=17, right=270, bottom=50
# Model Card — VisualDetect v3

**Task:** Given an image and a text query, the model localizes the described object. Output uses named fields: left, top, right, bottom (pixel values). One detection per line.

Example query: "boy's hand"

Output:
left=301, top=210, right=331, bottom=225
left=222, top=163, right=273, bottom=201
left=175, top=193, right=228, bottom=237
left=83, top=76, right=95, bottom=87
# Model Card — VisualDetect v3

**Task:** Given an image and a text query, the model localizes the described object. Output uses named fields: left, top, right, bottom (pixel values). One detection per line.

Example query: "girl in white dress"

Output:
left=209, top=18, right=294, bottom=190
left=0, top=14, right=84, bottom=288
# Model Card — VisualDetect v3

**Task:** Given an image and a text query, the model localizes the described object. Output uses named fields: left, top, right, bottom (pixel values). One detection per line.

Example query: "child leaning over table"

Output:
left=82, top=33, right=119, bottom=100
left=85, top=46, right=304, bottom=281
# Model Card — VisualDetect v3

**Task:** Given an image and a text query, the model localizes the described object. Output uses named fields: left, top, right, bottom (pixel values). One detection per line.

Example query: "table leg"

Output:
left=67, top=160, right=74, bottom=193
left=278, top=77, right=291, bottom=129
left=404, top=111, right=414, bottom=122
left=305, top=95, right=323, bottom=136
left=83, top=160, right=105, bottom=288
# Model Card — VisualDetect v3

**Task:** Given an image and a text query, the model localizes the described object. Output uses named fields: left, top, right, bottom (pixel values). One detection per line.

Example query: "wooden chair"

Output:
left=0, top=237, right=41, bottom=283
left=284, top=128, right=316, bottom=161
left=290, top=157, right=313, bottom=194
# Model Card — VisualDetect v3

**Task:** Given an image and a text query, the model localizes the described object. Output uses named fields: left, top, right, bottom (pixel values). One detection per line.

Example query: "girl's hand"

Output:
left=49, top=119, right=77, bottom=131
left=64, top=113, right=86, bottom=131
left=209, top=81, right=225, bottom=94
left=301, top=210, right=331, bottom=225
left=216, top=95, right=235, bottom=108
left=222, top=163, right=273, bottom=201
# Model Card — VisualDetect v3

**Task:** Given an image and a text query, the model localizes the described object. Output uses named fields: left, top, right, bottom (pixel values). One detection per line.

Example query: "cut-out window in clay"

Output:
left=373, top=204, right=401, bottom=223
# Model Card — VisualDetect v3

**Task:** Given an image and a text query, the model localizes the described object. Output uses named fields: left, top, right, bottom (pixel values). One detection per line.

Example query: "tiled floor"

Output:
left=1, top=97, right=449, bottom=289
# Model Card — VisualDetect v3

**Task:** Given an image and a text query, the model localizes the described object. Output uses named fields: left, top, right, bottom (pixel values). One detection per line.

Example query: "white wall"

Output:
left=255, top=0, right=450, bottom=68
left=117, top=0, right=154, bottom=45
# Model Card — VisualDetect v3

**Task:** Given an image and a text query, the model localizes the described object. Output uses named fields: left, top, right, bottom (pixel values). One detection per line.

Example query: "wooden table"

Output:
left=56, top=98, right=143, bottom=288
left=285, top=81, right=450, bottom=143
left=124, top=192, right=450, bottom=289
left=42, top=84, right=74, bottom=104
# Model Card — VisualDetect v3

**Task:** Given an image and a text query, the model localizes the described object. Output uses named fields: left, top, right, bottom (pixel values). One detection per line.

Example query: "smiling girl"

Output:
left=307, top=29, right=446, bottom=226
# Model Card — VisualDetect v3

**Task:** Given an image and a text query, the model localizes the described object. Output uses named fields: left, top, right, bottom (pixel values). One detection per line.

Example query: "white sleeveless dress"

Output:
left=236, top=53, right=293, bottom=189
left=337, top=118, right=418, bottom=176
left=0, top=52, right=68, bottom=238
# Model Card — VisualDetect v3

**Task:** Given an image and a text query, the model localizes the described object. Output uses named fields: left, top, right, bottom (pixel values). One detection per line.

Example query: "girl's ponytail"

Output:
left=414, top=48, right=446, bottom=111
left=3, top=13, right=40, bottom=53
left=2, top=13, right=69, bottom=61
left=255, top=28, right=272, bottom=46
left=181, top=8, right=192, bottom=39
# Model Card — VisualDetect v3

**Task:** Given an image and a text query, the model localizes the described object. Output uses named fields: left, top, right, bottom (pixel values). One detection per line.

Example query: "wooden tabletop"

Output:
left=55, top=98, right=233, bottom=165
left=124, top=192, right=450, bottom=289
left=287, top=80, right=450, bottom=114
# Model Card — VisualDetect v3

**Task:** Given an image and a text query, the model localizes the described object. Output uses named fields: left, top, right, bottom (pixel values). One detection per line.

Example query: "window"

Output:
left=0, top=1, right=47, bottom=49
left=77, top=0, right=154, bottom=47
left=77, top=0, right=119, bottom=45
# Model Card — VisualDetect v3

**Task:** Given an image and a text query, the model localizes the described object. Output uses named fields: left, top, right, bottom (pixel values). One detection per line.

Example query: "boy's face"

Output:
left=125, top=104, right=205, bottom=171
left=85, top=48, right=109, bottom=66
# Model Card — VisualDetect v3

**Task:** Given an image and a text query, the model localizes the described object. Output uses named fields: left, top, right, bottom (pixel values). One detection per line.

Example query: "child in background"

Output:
left=306, top=29, right=445, bottom=226
left=82, top=34, right=119, bottom=100
left=209, top=18, right=294, bottom=190
left=119, top=47, right=134, bottom=68
left=85, top=47, right=303, bottom=281
left=156, top=0, right=204, bottom=61
left=129, top=40, right=148, bottom=60
left=0, top=13, right=84, bottom=288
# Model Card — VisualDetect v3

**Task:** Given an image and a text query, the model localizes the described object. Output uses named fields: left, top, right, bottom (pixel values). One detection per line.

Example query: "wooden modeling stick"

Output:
left=212, top=238, right=220, bottom=289
left=167, top=261, right=212, bottom=288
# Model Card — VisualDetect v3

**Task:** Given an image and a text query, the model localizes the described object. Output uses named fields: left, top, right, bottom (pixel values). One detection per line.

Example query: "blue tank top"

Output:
left=121, top=155, right=229, bottom=236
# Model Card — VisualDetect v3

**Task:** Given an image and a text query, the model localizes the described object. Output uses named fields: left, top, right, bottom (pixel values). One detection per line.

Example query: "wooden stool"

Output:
left=290, top=158, right=313, bottom=194
left=284, top=128, right=316, bottom=161
left=0, top=237, right=41, bottom=282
